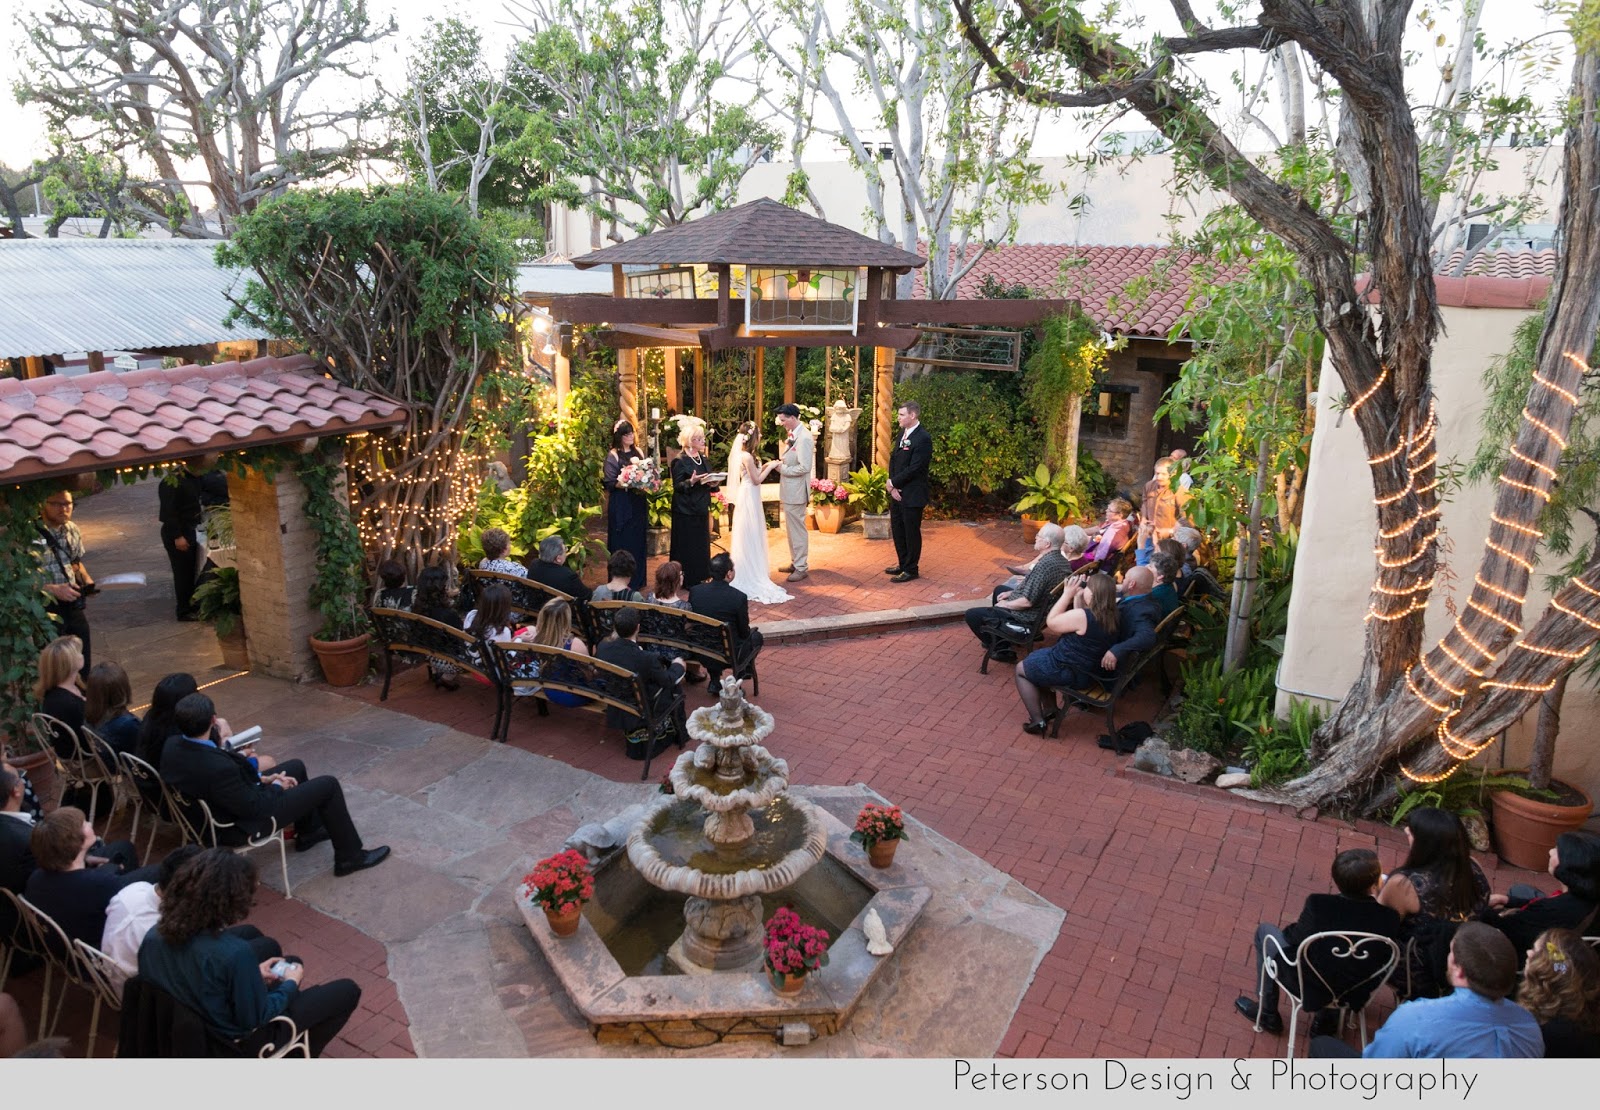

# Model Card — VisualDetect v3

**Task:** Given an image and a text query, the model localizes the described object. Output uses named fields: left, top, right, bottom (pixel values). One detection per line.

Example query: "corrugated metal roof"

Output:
left=0, top=238, right=270, bottom=359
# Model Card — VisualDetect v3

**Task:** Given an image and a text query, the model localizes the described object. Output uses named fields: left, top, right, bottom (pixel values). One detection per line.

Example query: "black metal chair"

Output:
left=588, top=600, right=760, bottom=694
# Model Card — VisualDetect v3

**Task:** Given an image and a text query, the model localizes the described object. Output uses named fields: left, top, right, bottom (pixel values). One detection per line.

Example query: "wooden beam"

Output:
left=873, top=348, right=896, bottom=469
left=665, top=349, right=681, bottom=412
left=23, top=356, right=47, bottom=379
left=597, top=325, right=704, bottom=348
left=612, top=265, right=625, bottom=299
left=877, top=298, right=1077, bottom=327
left=554, top=349, right=572, bottom=418
left=783, top=347, right=796, bottom=404
left=862, top=267, right=883, bottom=330
left=716, top=266, right=732, bottom=329
left=753, top=348, right=765, bottom=428
left=698, top=326, right=921, bottom=351
left=693, top=349, right=706, bottom=417
left=539, top=294, right=718, bottom=325
left=86, top=351, right=105, bottom=373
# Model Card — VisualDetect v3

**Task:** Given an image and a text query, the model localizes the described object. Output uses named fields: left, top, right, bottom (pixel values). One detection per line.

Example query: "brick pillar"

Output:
left=229, top=466, right=320, bottom=680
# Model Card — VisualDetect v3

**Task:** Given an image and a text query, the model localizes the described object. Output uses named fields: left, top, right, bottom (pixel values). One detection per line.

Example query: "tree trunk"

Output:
left=1224, top=435, right=1272, bottom=673
left=1528, top=673, right=1568, bottom=793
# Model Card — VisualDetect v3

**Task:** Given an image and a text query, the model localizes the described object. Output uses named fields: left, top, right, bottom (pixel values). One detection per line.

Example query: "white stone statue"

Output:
left=863, top=907, right=893, bottom=956
left=824, top=400, right=860, bottom=482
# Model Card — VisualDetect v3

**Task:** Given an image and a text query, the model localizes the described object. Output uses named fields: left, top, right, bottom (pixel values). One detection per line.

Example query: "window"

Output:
left=746, top=267, right=861, bottom=331
left=1080, top=386, right=1135, bottom=439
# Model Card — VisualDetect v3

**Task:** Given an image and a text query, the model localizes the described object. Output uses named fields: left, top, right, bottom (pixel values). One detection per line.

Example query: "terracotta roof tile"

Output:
left=0, top=355, right=407, bottom=485
left=1438, top=248, right=1558, bottom=279
left=573, top=198, right=927, bottom=271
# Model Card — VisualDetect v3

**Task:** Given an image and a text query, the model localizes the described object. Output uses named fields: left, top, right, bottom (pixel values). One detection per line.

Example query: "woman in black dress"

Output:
left=669, top=425, right=716, bottom=587
left=603, top=420, right=649, bottom=592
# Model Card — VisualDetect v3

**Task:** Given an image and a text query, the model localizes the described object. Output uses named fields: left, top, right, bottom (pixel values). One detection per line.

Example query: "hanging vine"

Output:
left=0, top=483, right=59, bottom=745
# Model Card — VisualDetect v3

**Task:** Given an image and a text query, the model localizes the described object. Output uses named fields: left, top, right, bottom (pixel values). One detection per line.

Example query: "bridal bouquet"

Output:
left=616, top=456, right=663, bottom=493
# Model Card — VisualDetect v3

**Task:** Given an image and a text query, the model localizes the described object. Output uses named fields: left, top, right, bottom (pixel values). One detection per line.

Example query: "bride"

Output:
left=724, top=421, right=793, bottom=605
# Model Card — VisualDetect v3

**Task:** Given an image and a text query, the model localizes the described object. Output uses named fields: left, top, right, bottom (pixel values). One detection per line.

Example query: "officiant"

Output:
left=669, top=423, right=718, bottom=587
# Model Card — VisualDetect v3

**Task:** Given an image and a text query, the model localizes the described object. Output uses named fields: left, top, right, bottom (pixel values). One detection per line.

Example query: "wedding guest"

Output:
left=885, top=402, right=932, bottom=583
left=645, top=561, right=706, bottom=682
left=670, top=426, right=715, bottom=588
left=1484, top=830, right=1600, bottom=963
left=1073, top=499, right=1134, bottom=572
left=85, top=660, right=141, bottom=756
left=1378, top=806, right=1491, bottom=998
left=137, top=673, right=198, bottom=768
left=516, top=599, right=592, bottom=708
left=1012, top=573, right=1119, bottom=733
left=24, top=806, right=160, bottom=946
left=1518, top=928, right=1600, bottom=1057
left=35, top=636, right=87, bottom=756
left=1102, top=566, right=1165, bottom=673
left=158, top=465, right=206, bottom=622
left=465, top=584, right=515, bottom=643
left=689, top=554, right=762, bottom=686
left=372, top=559, right=414, bottom=610
left=477, top=528, right=527, bottom=577
left=1148, top=552, right=1183, bottom=616
left=528, top=536, right=589, bottom=602
left=592, top=550, right=644, bottom=603
left=965, top=523, right=1073, bottom=661
left=413, top=565, right=462, bottom=691
left=34, top=489, right=95, bottom=675
left=603, top=420, right=649, bottom=591
left=595, top=607, right=684, bottom=760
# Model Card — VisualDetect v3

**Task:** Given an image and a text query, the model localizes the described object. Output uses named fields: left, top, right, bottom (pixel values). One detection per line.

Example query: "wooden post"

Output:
left=873, top=346, right=896, bottom=468
left=716, top=266, right=732, bottom=328
left=86, top=351, right=106, bottom=373
left=693, top=349, right=706, bottom=417
left=753, top=348, right=765, bottom=428
left=618, top=349, right=640, bottom=433
left=23, top=356, right=47, bottom=379
left=554, top=348, right=572, bottom=418
left=784, top=347, right=797, bottom=404
left=665, top=349, right=681, bottom=412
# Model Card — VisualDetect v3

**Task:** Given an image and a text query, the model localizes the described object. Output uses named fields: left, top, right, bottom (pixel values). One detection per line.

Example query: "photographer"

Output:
left=33, top=490, right=95, bottom=674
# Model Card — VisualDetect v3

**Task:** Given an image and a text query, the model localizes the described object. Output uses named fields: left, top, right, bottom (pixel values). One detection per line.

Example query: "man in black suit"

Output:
left=1233, top=848, right=1402, bottom=1035
left=158, top=465, right=206, bottom=621
left=159, top=694, right=389, bottom=878
left=688, top=554, right=763, bottom=685
left=885, top=401, right=933, bottom=582
left=594, top=607, right=685, bottom=759
left=1098, top=566, right=1166, bottom=675
left=1, top=761, right=138, bottom=894
left=527, top=536, right=589, bottom=601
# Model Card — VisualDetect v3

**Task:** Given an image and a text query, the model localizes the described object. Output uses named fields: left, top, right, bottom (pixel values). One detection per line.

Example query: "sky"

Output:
left=0, top=0, right=1574, bottom=177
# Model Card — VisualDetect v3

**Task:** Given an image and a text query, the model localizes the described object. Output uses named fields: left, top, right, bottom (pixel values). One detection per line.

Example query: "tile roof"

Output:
left=1437, top=248, right=1558, bottom=279
left=0, top=356, right=407, bottom=484
left=572, top=198, right=927, bottom=271
left=0, top=238, right=270, bottom=359
left=916, top=244, right=1244, bottom=338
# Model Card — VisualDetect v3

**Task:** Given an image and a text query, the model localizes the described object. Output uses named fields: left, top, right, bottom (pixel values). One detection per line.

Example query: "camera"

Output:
left=269, top=959, right=298, bottom=979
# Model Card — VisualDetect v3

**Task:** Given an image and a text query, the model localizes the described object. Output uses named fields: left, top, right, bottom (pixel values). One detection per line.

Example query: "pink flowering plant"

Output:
left=808, top=477, right=849, bottom=505
left=522, top=849, right=595, bottom=913
left=850, top=803, right=908, bottom=848
left=763, top=906, right=830, bottom=983
left=712, top=489, right=730, bottom=509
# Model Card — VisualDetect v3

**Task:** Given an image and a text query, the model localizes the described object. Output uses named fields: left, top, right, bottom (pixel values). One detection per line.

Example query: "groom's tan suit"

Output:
left=778, top=423, right=814, bottom=574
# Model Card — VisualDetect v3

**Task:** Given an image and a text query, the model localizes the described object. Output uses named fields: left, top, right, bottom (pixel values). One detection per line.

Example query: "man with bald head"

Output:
left=1100, top=566, right=1165, bottom=675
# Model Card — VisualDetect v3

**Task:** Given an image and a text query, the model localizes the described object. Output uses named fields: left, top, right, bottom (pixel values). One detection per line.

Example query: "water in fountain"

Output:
left=626, top=675, right=828, bottom=972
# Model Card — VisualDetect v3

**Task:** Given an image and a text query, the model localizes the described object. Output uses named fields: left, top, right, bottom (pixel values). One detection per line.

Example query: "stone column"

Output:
left=229, top=466, right=321, bottom=680
left=873, top=346, right=896, bottom=468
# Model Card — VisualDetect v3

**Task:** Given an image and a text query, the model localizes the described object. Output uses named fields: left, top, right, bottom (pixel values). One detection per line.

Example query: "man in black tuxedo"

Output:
left=1233, top=848, right=1402, bottom=1035
left=688, top=554, right=763, bottom=685
left=527, top=536, right=588, bottom=600
left=885, top=401, right=933, bottom=582
left=595, top=607, right=685, bottom=759
left=1098, top=566, right=1166, bottom=675
left=158, top=465, right=206, bottom=621
left=159, top=694, right=389, bottom=879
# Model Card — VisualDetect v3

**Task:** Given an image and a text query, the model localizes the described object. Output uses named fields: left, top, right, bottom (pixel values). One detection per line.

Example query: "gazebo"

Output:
left=532, top=199, right=1073, bottom=466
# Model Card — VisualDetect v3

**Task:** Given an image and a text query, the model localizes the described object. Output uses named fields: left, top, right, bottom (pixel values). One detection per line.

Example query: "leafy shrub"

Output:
left=1242, top=698, right=1323, bottom=787
left=1168, top=656, right=1279, bottom=757
left=1075, top=447, right=1117, bottom=508
left=893, top=372, right=1034, bottom=499
left=1387, top=766, right=1554, bottom=826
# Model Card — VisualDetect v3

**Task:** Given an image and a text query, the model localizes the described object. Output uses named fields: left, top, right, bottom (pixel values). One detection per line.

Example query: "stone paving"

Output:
left=19, top=478, right=1544, bottom=1059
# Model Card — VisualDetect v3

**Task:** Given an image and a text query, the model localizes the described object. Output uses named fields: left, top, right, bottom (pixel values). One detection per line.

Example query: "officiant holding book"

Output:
left=669, top=423, right=719, bottom=587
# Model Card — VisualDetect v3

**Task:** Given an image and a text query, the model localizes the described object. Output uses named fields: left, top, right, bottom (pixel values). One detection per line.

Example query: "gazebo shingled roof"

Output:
left=571, top=198, right=927, bottom=272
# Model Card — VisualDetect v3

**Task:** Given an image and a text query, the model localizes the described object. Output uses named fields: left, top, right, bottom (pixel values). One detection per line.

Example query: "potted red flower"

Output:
left=850, top=803, right=908, bottom=868
left=522, top=849, right=595, bottom=937
left=763, top=906, right=829, bottom=995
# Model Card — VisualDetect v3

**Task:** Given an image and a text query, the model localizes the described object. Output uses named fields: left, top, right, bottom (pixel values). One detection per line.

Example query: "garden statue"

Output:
left=825, top=400, right=860, bottom=482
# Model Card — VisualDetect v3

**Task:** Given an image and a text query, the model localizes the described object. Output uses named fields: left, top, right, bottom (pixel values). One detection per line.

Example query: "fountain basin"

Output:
left=684, top=701, right=775, bottom=748
left=627, top=794, right=828, bottom=898
left=669, top=748, right=791, bottom=813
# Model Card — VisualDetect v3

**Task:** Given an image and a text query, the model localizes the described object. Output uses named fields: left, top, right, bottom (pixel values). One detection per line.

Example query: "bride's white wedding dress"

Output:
left=726, top=446, right=792, bottom=605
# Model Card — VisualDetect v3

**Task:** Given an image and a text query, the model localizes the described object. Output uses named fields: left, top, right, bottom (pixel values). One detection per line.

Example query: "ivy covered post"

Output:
left=1023, top=312, right=1107, bottom=479
left=0, top=484, right=58, bottom=746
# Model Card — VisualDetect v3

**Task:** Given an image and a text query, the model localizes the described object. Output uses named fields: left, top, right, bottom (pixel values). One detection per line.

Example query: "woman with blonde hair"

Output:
left=34, top=636, right=86, bottom=757
left=515, top=598, right=591, bottom=708
left=1518, top=928, right=1600, bottom=1057
left=1012, top=573, right=1120, bottom=734
left=669, top=423, right=718, bottom=587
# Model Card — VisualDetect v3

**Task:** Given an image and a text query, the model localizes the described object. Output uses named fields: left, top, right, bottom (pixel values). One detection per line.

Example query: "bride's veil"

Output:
left=725, top=432, right=747, bottom=505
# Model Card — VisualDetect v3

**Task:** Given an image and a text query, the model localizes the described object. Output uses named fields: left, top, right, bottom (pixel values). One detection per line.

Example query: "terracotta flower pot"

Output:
left=813, top=502, right=847, bottom=534
left=1489, top=781, right=1594, bottom=872
left=1020, top=515, right=1044, bottom=544
left=771, top=969, right=807, bottom=996
left=217, top=625, right=250, bottom=671
left=308, top=633, right=371, bottom=687
left=867, top=839, right=899, bottom=869
left=545, top=902, right=583, bottom=937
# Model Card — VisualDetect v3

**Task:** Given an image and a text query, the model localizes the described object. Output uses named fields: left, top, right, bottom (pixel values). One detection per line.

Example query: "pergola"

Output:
left=531, top=199, right=1073, bottom=466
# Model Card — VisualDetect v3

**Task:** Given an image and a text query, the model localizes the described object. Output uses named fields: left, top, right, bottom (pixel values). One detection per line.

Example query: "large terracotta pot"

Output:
left=218, top=625, right=250, bottom=671
left=308, top=633, right=371, bottom=687
left=1489, top=782, right=1594, bottom=871
left=544, top=902, right=582, bottom=937
left=867, top=839, right=899, bottom=869
left=813, top=502, right=847, bottom=534
left=1021, top=515, right=1044, bottom=544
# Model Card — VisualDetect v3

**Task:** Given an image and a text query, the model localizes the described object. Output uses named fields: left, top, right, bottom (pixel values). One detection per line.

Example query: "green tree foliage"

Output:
left=893, top=371, right=1032, bottom=499
left=0, top=486, right=60, bottom=745
left=511, top=0, right=775, bottom=239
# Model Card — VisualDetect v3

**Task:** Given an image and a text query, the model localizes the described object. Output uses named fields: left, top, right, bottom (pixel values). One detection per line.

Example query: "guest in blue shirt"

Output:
left=84, top=662, right=140, bottom=756
left=1314, top=922, right=1543, bottom=1058
left=138, top=848, right=361, bottom=1057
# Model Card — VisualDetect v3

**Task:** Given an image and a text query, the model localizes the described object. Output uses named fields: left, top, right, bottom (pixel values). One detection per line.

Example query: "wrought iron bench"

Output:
left=465, top=569, right=593, bottom=640
left=587, top=600, right=761, bottom=694
left=975, top=577, right=1068, bottom=675
left=1044, top=605, right=1187, bottom=739
left=369, top=607, right=505, bottom=739
left=487, top=641, right=685, bottom=780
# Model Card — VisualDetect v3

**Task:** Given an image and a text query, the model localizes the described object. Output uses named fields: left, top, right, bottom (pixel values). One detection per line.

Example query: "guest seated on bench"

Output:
left=689, top=554, right=762, bottom=686
left=1102, top=566, right=1166, bottom=674
left=138, top=848, right=360, bottom=1058
left=592, top=550, right=643, bottom=603
left=1148, top=552, right=1183, bottom=616
left=516, top=599, right=592, bottom=707
left=371, top=559, right=414, bottom=611
left=1012, top=573, right=1119, bottom=734
left=1072, top=499, right=1133, bottom=572
left=645, top=561, right=707, bottom=682
left=595, top=607, right=685, bottom=759
left=1518, top=928, right=1600, bottom=1057
left=966, top=523, right=1076, bottom=663
left=528, top=536, right=588, bottom=601
left=412, top=564, right=463, bottom=691
left=477, top=527, right=527, bottom=577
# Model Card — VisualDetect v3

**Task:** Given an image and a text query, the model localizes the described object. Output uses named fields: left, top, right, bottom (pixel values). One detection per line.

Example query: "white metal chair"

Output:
left=168, top=790, right=292, bottom=898
left=247, top=1014, right=314, bottom=1058
left=117, top=751, right=188, bottom=858
left=0, top=887, right=51, bottom=1000
left=15, top=894, right=85, bottom=1040
left=71, top=938, right=128, bottom=1057
left=79, top=724, right=140, bottom=838
left=1255, top=930, right=1401, bottom=1059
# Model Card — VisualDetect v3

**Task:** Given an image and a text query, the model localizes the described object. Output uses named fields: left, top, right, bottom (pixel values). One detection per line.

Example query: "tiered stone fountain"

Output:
left=627, top=676, right=829, bottom=971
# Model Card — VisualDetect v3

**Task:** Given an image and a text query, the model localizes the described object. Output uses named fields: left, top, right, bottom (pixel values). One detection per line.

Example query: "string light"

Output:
left=1374, top=480, right=1415, bottom=507
left=1498, top=474, right=1553, bottom=500
left=1490, top=513, right=1543, bottom=539
left=1522, top=408, right=1570, bottom=451
left=1485, top=538, right=1536, bottom=570
left=1438, top=638, right=1489, bottom=676
left=1551, top=597, right=1600, bottom=631
left=1574, top=578, right=1600, bottom=601
left=1348, top=365, right=1389, bottom=415
left=1369, top=440, right=1406, bottom=466
left=1451, top=617, right=1501, bottom=661
left=1401, top=762, right=1460, bottom=785
left=1480, top=677, right=1559, bottom=693
left=1509, top=445, right=1558, bottom=480
left=1517, top=641, right=1594, bottom=661
left=1466, top=600, right=1522, bottom=636
left=1534, top=369, right=1580, bottom=404
left=1406, top=671, right=1455, bottom=714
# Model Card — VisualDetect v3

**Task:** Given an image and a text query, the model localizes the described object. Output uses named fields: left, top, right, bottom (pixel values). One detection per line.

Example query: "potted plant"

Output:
left=1487, top=678, right=1595, bottom=871
left=201, top=503, right=236, bottom=571
left=646, top=483, right=673, bottom=556
left=299, top=448, right=372, bottom=686
left=1012, top=464, right=1082, bottom=543
left=808, top=478, right=850, bottom=533
left=193, top=566, right=249, bottom=670
left=850, top=802, right=909, bottom=869
left=842, top=465, right=891, bottom=540
left=522, top=849, right=595, bottom=937
left=762, top=906, right=829, bottom=995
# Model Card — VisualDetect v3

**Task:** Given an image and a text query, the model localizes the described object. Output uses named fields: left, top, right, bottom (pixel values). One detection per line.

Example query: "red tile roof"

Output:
left=0, top=355, right=407, bottom=484
left=915, top=245, right=1244, bottom=338
left=1437, top=248, right=1558, bottom=279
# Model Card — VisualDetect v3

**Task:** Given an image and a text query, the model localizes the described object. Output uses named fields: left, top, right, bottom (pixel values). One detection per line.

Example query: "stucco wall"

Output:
left=1278, top=303, right=1600, bottom=804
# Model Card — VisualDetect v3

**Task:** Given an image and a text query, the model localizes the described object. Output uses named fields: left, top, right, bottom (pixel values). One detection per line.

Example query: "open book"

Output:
left=224, top=725, right=262, bottom=751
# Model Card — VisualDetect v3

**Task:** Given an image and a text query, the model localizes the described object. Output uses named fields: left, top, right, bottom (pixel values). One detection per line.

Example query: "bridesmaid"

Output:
left=669, top=425, right=716, bottom=587
left=603, top=419, right=649, bottom=591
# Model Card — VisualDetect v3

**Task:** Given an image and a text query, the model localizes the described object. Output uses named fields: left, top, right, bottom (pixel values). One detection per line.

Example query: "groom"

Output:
left=774, top=404, right=814, bottom=583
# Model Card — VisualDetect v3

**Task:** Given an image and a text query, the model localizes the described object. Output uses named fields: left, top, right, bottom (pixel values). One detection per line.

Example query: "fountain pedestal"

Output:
left=668, top=894, right=765, bottom=972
